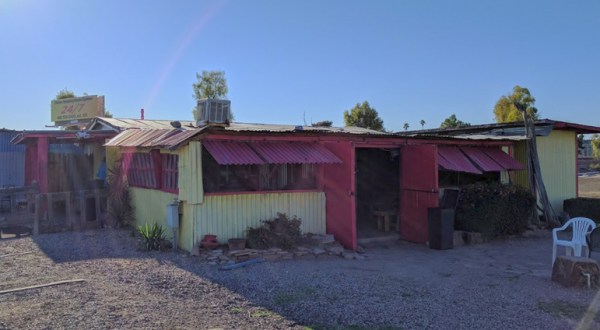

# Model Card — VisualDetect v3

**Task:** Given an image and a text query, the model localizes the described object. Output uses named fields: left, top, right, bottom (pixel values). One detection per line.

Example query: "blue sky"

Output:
left=1, top=0, right=599, bottom=132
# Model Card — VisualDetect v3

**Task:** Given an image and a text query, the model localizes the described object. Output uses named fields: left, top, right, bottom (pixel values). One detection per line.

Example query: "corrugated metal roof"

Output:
left=223, top=122, right=385, bottom=135
left=438, top=147, right=482, bottom=174
left=460, top=147, right=505, bottom=172
left=250, top=141, right=342, bottom=164
left=203, top=141, right=265, bottom=165
left=104, top=128, right=207, bottom=149
left=88, top=117, right=196, bottom=131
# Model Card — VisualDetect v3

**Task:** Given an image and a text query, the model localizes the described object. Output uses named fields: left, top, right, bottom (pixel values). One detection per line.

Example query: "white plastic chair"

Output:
left=552, top=217, right=597, bottom=265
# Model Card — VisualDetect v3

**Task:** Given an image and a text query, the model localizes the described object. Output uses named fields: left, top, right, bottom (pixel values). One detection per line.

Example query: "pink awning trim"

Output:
left=438, top=147, right=482, bottom=174
left=481, top=148, right=525, bottom=170
left=203, top=140, right=265, bottom=165
left=250, top=142, right=342, bottom=164
left=460, top=147, right=505, bottom=172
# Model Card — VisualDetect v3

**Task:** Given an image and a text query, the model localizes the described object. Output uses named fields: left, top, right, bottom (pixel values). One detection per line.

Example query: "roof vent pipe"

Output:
left=141, top=108, right=145, bottom=120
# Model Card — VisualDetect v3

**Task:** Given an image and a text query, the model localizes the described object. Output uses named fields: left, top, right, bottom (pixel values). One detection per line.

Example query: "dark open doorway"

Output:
left=355, top=148, right=400, bottom=239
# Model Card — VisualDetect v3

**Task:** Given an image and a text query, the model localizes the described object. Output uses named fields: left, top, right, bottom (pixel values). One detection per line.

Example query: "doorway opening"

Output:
left=355, top=148, right=400, bottom=239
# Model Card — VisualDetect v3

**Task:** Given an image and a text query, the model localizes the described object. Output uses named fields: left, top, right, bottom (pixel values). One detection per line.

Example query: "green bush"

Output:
left=564, top=198, right=600, bottom=222
left=455, top=182, right=536, bottom=238
left=246, top=213, right=302, bottom=250
left=137, top=223, right=166, bottom=251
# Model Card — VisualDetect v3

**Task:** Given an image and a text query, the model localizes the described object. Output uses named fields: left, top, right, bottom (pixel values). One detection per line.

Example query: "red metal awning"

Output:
left=250, top=142, right=342, bottom=164
left=460, top=147, right=505, bottom=172
left=438, top=147, right=482, bottom=174
left=481, top=148, right=525, bottom=170
left=203, top=140, right=265, bottom=165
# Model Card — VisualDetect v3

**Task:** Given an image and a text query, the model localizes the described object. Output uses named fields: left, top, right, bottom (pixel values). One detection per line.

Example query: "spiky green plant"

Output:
left=137, top=223, right=166, bottom=251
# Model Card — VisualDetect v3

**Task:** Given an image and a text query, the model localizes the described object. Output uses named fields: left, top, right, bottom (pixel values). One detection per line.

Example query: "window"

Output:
left=123, top=151, right=179, bottom=193
left=202, top=151, right=317, bottom=193
left=126, top=153, right=157, bottom=189
left=162, top=154, right=179, bottom=193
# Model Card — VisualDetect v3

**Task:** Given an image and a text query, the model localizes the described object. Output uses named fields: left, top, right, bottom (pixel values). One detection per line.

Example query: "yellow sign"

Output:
left=51, top=95, right=105, bottom=124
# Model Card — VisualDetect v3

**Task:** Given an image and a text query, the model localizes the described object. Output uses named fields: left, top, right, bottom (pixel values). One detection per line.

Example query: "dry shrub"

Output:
left=246, top=213, right=302, bottom=250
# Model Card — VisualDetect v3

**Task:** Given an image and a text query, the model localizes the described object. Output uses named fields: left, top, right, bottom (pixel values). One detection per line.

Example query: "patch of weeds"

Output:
left=507, top=273, right=522, bottom=282
left=400, top=292, right=412, bottom=298
left=230, top=307, right=244, bottom=314
left=250, top=308, right=281, bottom=319
left=538, top=300, right=600, bottom=322
left=273, top=287, right=316, bottom=306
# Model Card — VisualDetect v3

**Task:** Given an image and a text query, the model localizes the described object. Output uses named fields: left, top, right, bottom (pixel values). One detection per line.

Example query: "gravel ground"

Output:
left=1, top=229, right=599, bottom=329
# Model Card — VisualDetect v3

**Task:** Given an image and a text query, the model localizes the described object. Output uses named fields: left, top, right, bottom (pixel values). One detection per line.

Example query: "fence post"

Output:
left=33, top=194, right=42, bottom=236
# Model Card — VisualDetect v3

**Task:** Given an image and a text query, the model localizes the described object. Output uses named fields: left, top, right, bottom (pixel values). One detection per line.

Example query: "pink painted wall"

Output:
left=25, top=143, right=38, bottom=186
left=399, top=144, right=439, bottom=244
left=321, top=141, right=356, bottom=250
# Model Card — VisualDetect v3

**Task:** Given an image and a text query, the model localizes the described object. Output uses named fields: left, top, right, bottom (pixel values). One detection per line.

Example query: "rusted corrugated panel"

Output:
left=203, top=140, right=265, bottom=165
left=250, top=141, right=342, bottom=164
left=193, top=192, right=326, bottom=245
left=104, top=128, right=205, bottom=149
left=460, top=147, right=505, bottom=172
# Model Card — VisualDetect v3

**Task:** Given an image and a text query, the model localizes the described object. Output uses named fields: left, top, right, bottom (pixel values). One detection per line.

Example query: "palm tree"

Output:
left=420, top=119, right=426, bottom=129
left=403, top=122, right=409, bottom=131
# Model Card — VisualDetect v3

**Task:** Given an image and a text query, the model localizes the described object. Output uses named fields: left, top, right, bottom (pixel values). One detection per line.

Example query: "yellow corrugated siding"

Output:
left=105, top=146, right=121, bottom=171
left=193, top=191, right=326, bottom=245
left=513, top=142, right=529, bottom=189
left=131, top=187, right=175, bottom=231
left=537, top=130, right=577, bottom=213
left=513, top=131, right=577, bottom=213
left=177, top=141, right=203, bottom=204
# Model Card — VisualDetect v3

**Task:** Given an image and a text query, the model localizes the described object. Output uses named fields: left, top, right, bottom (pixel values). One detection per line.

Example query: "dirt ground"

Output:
left=579, top=174, right=600, bottom=198
left=1, top=229, right=600, bottom=329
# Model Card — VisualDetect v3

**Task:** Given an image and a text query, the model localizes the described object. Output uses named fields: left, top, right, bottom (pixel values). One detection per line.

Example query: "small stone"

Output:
left=208, top=261, right=218, bottom=265
left=356, top=246, right=366, bottom=254
left=325, top=245, right=344, bottom=255
left=342, top=252, right=356, bottom=260
left=218, top=255, right=230, bottom=261
left=312, top=248, right=326, bottom=256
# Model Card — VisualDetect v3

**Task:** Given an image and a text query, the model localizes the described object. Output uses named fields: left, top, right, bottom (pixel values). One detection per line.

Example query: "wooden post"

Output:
left=47, top=193, right=54, bottom=226
left=65, top=192, right=72, bottom=229
left=79, top=191, right=86, bottom=229
left=33, top=194, right=42, bottom=236
left=94, top=189, right=101, bottom=224
left=10, top=192, right=16, bottom=215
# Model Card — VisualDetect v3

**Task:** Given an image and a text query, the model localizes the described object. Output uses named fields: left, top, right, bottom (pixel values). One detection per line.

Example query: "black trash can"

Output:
left=428, top=207, right=455, bottom=250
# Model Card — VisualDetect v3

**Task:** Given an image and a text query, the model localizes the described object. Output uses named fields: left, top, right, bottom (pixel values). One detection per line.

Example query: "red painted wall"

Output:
left=321, top=141, right=356, bottom=250
left=400, top=144, right=439, bottom=244
left=37, top=137, right=49, bottom=193
left=25, top=143, right=38, bottom=186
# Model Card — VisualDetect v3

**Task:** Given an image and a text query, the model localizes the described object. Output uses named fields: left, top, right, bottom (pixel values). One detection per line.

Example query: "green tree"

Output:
left=343, top=101, right=384, bottom=131
left=440, top=114, right=471, bottom=129
left=56, top=88, right=75, bottom=100
left=192, top=70, right=230, bottom=120
left=104, top=110, right=113, bottom=118
left=420, top=119, right=426, bottom=129
left=592, top=134, right=600, bottom=159
left=493, top=85, right=539, bottom=123
left=403, top=122, right=410, bottom=131
left=311, top=120, right=333, bottom=127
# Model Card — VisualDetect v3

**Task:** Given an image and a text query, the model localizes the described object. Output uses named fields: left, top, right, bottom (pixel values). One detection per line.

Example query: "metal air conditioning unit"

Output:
left=196, top=99, right=231, bottom=127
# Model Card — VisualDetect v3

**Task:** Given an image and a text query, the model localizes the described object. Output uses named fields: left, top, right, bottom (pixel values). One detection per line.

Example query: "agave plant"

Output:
left=137, top=223, right=166, bottom=251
